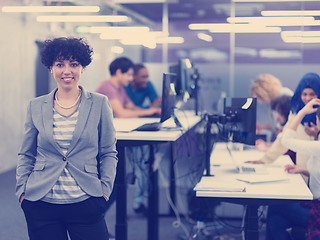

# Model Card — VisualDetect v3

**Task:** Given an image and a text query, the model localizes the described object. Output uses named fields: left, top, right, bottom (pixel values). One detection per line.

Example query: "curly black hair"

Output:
left=40, top=37, right=93, bottom=69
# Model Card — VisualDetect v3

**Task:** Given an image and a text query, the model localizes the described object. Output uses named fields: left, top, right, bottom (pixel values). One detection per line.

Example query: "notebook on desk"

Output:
left=236, top=175, right=289, bottom=184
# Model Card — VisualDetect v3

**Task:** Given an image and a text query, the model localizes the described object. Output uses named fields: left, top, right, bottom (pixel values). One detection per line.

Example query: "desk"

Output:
left=194, top=143, right=313, bottom=240
left=114, top=113, right=204, bottom=240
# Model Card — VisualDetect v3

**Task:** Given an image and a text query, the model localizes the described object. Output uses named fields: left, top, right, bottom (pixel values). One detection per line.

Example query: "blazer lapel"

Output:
left=66, top=87, right=92, bottom=155
left=42, top=89, right=64, bottom=154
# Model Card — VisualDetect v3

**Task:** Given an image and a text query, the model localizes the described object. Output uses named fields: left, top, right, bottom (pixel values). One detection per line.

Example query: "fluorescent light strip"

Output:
left=281, top=31, right=320, bottom=43
left=76, top=26, right=150, bottom=34
left=189, top=23, right=281, bottom=33
left=156, top=37, right=184, bottom=43
left=197, top=33, right=213, bottom=42
left=99, top=30, right=164, bottom=40
left=2, top=6, right=100, bottom=13
left=91, top=26, right=149, bottom=33
left=120, top=39, right=157, bottom=49
left=227, top=17, right=320, bottom=26
left=227, top=16, right=314, bottom=23
left=113, top=0, right=175, bottom=3
left=37, top=15, right=129, bottom=22
left=111, top=46, right=124, bottom=54
left=282, top=31, right=320, bottom=37
left=262, top=10, right=320, bottom=16
left=100, top=32, right=148, bottom=39
left=282, top=37, right=320, bottom=43
left=259, top=49, right=301, bottom=58
left=117, top=35, right=183, bottom=49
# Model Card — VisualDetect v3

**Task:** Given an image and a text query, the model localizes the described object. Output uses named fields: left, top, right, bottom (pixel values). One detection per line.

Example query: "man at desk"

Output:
left=125, top=63, right=161, bottom=109
left=96, top=57, right=161, bottom=118
left=96, top=57, right=160, bottom=214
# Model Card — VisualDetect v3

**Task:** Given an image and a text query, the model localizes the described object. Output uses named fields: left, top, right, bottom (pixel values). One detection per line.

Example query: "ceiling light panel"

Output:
left=189, top=23, right=281, bottom=33
left=282, top=31, right=320, bottom=37
left=197, top=33, right=213, bottom=42
left=227, top=16, right=320, bottom=26
left=112, top=0, right=178, bottom=3
left=76, top=26, right=150, bottom=34
left=37, top=15, right=129, bottom=23
left=227, top=16, right=315, bottom=23
left=2, top=6, right=100, bottom=13
left=262, top=10, right=320, bottom=16
left=281, top=37, right=320, bottom=43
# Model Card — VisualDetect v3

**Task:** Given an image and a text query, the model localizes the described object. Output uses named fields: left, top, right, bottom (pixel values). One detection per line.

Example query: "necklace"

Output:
left=55, top=89, right=81, bottom=109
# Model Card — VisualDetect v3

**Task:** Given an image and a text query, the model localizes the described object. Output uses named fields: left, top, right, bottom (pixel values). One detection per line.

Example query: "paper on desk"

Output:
left=194, top=177, right=246, bottom=192
left=236, top=175, right=289, bottom=184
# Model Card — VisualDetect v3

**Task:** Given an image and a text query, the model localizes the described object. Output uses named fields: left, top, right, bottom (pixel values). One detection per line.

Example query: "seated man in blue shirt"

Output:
left=125, top=63, right=161, bottom=109
left=124, top=64, right=161, bottom=214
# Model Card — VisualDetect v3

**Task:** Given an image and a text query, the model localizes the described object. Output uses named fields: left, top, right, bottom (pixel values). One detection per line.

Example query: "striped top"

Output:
left=42, top=104, right=89, bottom=204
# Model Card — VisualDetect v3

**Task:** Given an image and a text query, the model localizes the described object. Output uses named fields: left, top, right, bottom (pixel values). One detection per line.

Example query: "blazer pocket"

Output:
left=33, top=162, right=45, bottom=171
left=85, top=165, right=98, bottom=174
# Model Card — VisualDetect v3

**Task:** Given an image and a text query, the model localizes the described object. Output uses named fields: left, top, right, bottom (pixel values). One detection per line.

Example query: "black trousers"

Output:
left=21, top=197, right=109, bottom=240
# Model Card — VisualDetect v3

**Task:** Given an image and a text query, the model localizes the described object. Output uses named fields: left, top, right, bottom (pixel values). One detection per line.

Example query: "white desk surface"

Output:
left=114, top=111, right=201, bottom=141
left=195, top=143, right=313, bottom=200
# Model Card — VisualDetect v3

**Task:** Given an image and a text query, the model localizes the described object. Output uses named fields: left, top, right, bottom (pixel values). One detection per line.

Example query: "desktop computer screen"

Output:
left=169, top=58, right=195, bottom=101
left=222, top=97, right=257, bottom=145
left=160, top=73, right=177, bottom=123
left=133, top=73, right=179, bottom=132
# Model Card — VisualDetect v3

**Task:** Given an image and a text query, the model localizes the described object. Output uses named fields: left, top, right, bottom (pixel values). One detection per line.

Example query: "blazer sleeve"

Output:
left=97, top=96, right=118, bottom=198
left=282, top=128, right=320, bottom=156
left=16, top=101, right=38, bottom=200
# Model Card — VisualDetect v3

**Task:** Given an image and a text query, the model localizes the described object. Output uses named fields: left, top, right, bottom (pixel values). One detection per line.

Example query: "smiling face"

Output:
left=117, top=67, right=134, bottom=87
left=133, top=67, right=149, bottom=89
left=301, top=88, right=318, bottom=105
left=51, top=59, right=84, bottom=91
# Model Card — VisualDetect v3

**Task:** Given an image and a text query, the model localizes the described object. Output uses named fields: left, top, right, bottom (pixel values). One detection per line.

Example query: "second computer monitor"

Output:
left=223, top=97, right=257, bottom=145
left=169, top=58, right=194, bottom=100
left=160, top=73, right=177, bottom=123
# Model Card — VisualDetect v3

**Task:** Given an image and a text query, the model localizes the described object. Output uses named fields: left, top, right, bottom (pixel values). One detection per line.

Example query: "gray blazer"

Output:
left=16, top=87, right=118, bottom=201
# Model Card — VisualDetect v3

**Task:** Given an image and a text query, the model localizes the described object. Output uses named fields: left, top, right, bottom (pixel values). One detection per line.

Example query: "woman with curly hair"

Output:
left=250, top=73, right=293, bottom=139
left=16, top=37, right=117, bottom=240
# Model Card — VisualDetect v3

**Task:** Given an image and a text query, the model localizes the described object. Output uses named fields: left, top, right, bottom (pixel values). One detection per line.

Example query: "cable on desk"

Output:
left=173, top=111, right=207, bottom=163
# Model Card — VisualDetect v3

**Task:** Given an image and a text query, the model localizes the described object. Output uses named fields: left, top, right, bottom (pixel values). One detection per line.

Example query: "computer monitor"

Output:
left=169, top=58, right=195, bottom=100
left=160, top=73, right=177, bottom=123
left=222, top=97, right=257, bottom=145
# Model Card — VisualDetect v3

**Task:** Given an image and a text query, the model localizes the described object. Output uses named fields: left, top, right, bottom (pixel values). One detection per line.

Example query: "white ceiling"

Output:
left=3, top=0, right=320, bottom=63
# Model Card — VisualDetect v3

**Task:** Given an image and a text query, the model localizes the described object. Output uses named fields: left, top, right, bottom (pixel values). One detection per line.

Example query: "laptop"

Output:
left=225, top=143, right=268, bottom=174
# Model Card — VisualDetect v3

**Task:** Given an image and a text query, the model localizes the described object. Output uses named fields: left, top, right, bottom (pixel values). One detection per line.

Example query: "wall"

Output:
left=2, top=12, right=320, bottom=174
left=145, top=61, right=320, bottom=120
left=0, top=14, right=38, bottom=173
left=0, top=13, right=142, bottom=174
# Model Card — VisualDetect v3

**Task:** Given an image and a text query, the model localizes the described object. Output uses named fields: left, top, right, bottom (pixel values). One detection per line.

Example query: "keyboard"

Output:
left=240, top=166, right=256, bottom=173
left=133, top=122, right=161, bottom=131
